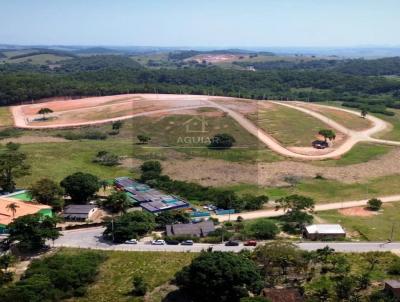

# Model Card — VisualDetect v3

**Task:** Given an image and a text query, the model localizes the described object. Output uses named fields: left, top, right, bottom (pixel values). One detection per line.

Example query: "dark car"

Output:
left=225, top=240, right=240, bottom=246
left=181, top=240, right=194, bottom=246
left=244, top=240, right=257, bottom=246
left=165, top=239, right=180, bottom=245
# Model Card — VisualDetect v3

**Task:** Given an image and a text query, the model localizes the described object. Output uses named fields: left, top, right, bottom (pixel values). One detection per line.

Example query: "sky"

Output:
left=0, top=0, right=400, bottom=47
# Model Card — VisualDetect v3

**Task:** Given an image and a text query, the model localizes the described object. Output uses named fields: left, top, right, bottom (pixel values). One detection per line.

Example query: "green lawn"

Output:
left=226, top=174, right=400, bottom=204
left=67, top=249, right=196, bottom=302
left=14, top=140, right=135, bottom=187
left=248, top=104, right=333, bottom=146
left=318, top=202, right=400, bottom=241
left=0, top=107, right=13, bottom=127
left=375, top=109, right=400, bottom=141
left=317, top=143, right=393, bottom=166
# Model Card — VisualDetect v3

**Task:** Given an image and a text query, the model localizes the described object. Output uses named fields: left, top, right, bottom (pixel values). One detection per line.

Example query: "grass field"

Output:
left=318, top=143, right=393, bottom=166
left=0, top=107, right=13, bottom=127
left=129, top=114, right=281, bottom=162
left=14, top=140, right=134, bottom=187
left=318, top=202, right=400, bottom=241
left=65, top=249, right=196, bottom=302
left=227, top=174, right=400, bottom=203
left=375, top=109, right=400, bottom=141
left=307, top=106, right=371, bottom=130
left=248, top=105, right=332, bottom=146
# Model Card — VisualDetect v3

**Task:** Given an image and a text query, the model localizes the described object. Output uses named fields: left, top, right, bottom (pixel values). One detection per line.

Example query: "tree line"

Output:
left=0, top=57, right=399, bottom=111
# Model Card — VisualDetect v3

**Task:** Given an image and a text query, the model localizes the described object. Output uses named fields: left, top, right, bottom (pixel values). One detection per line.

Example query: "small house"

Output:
left=304, top=224, right=346, bottom=240
left=61, top=205, right=99, bottom=221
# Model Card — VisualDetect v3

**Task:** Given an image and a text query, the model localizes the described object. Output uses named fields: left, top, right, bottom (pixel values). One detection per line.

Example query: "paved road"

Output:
left=216, top=194, right=400, bottom=222
left=52, top=227, right=400, bottom=253
left=12, top=94, right=400, bottom=160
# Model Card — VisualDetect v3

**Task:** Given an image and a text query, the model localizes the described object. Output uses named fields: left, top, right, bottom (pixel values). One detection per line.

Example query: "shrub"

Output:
left=92, top=151, right=120, bottom=166
left=82, top=130, right=107, bottom=140
left=367, top=198, right=382, bottom=211
left=132, top=276, right=148, bottom=296
left=0, top=128, right=22, bottom=139
left=388, top=258, right=400, bottom=275
left=208, top=133, right=236, bottom=149
left=0, top=251, right=106, bottom=302
left=246, top=219, right=279, bottom=240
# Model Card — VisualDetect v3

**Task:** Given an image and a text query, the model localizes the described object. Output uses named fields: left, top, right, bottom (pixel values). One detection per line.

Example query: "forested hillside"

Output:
left=0, top=54, right=400, bottom=114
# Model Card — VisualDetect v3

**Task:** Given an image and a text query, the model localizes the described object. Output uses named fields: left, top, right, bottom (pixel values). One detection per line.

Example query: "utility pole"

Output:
left=390, top=222, right=395, bottom=242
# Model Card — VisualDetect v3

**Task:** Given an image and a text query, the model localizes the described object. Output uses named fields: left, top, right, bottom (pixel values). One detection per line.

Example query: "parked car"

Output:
left=151, top=239, right=166, bottom=245
left=244, top=240, right=257, bottom=246
left=125, top=239, right=138, bottom=244
left=165, top=239, right=180, bottom=245
left=181, top=240, right=194, bottom=246
left=225, top=240, right=240, bottom=246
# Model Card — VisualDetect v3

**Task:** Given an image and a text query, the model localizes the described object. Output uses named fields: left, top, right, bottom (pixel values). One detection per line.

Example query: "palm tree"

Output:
left=318, top=129, right=336, bottom=143
left=6, top=202, right=19, bottom=219
left=37, top=107, right=53, bottom=120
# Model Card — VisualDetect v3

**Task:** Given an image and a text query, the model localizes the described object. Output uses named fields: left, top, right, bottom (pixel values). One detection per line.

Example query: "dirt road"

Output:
left=216, top=194, right=400, bottom=222
left=11, top=94, right=400, bottom=160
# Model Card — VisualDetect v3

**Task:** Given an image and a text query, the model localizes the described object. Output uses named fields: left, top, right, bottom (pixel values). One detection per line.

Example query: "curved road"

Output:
left=11, top=96, right=400, bottom=160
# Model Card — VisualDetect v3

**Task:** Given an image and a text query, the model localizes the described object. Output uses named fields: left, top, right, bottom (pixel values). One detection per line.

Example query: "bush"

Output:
left=208, top=133, right=236, bottom=149
left=0, top=251, right=106, bottom=302
left=0, top=128, right=22, bottom=139
left=367, top=198, right=382, bottom=211
left=92, top=151, right=120, bottom=166
left=132, top=276, right=148, bottom=296
left=388, top=258, right=400, bottom=275
left=82, top=130, right=107, bottom=140
left=246, top=219, right=279, bottom=240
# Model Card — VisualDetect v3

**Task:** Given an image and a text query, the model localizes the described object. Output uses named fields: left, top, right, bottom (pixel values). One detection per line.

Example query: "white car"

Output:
left=125, top=239, right=138, bottom=244
left=151, top=239, right=166, bottom=245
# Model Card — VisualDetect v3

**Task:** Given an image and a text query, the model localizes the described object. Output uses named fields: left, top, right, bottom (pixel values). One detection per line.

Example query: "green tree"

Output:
left=246, top=219, right=278, bottom=240
left=7, top=214, right=60, bottom=252
left=137, top=134, right=151, bottom=144
left=252, top=241, right=307, bottom=286
left=60, top=172, right=100, bottom=203
left=175, top=251, right=262, bottom=302
left=208, top=133, right=236, bottom=149
left=112, top=120, right=123, bottom=131
left=0, top=143, right=30, bottom=193
left=140, top=160, right=162, bottom=174
left=99, top=191, right=130, bottom=214
left=37, top=107, right=53, bottom=120
left=318, top=129, right=336, bottom=143
left=28, top=178, right=64, bottom=210
left=367, top=198, right=382, bottom=211
left=140, top=161, right=163, bottom=182
left=275, top=194, right=315, bottom=232
left=155, top=210, right=190, bottom=228
left=361, top=108, right=368, bottom=118
left=103, top=211, right=155, bottom=243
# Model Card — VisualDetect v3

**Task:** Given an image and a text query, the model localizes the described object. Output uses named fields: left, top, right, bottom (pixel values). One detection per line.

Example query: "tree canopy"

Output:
left=60, top=172, right=100, bottom=203
left=175, top=251, right=262, bottom=302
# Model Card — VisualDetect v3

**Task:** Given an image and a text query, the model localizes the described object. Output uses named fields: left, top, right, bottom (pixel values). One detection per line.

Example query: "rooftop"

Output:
left=166, top=221, right=215, bottom=237
left=305, top=224, right=345, bottom=234
left=385, top=280, right=400, bottom=288
left=63, top=204, right=97, bottom=214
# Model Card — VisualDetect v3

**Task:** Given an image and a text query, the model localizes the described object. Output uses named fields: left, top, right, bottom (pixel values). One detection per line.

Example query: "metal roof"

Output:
left=63, top=205, right=97, bottom=214
left=305, top=224, right=345, bottom=234
left=166, top=221, right=215, bottom=237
